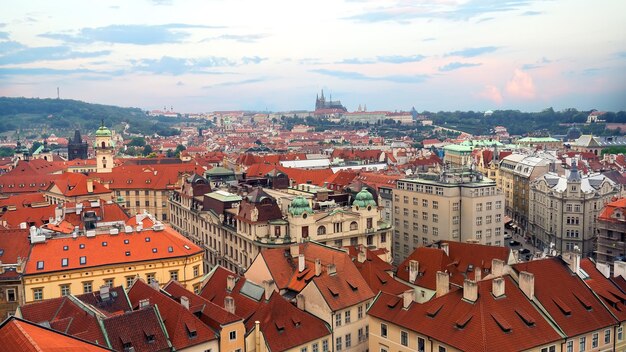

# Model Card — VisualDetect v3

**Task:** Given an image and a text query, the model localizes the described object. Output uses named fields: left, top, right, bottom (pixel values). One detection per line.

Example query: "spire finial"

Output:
left=100, top=119, right=104, bottom=127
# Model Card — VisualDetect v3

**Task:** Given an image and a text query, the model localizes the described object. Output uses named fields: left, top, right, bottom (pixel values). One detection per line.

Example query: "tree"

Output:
left=128, top=137, right=146, bottom=147
left=142, top=145, right=153, bottom=156
left=175, top=144, right=186, bottom=157
left=29, top=141, right=42, bottom=154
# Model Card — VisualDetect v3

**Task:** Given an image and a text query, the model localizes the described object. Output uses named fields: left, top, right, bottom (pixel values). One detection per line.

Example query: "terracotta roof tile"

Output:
left=580, top=259, right=626, bottom=321
left=102, top=306, right=171, bottom=352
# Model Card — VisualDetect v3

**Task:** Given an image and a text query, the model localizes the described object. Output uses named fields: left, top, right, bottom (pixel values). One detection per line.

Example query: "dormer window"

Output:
left=36, top=261, right=44, bottom=270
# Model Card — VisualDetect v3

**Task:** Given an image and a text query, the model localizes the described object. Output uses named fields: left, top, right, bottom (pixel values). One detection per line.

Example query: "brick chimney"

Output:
left=290, top=244, right=300, bottom=258
left=492, top=277, right=505, bottom=298
left=296, top=293, right=305, bottom=310
left=402, top=289, right=414, bottom=309
left=436, top=271, right=449, bottom=298
left=298, top=254, right=305, bottom=273
left=327, top=263, right=337, bottom=276
left=491, top=259, right=505, bottom=277
left=262, top=279, right=276, bottom=301
left=615, top=261, right=626, bottom=278
left=409, top=260, right=419, bottom=284
left=315, top=258, right=322, bottom=276
left=224, top=296, right=236, bottom=314
left=87, top=179, right=94, bottom=193
left=462, top=279, right=478, bottom=303
left=519, top=271, right=535, bottom=300
left=441, top=242, right=449, bottom=256
left=180, top=296, right=189, bottom=310
left=227, top=275, right=236, bottom=292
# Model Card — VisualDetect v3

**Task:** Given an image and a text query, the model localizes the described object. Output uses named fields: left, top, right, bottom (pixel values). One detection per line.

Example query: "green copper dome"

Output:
left=353, top=189, right=376, bottom=208
left=289, top=196, right=312, bottom=216
left=95, top=123, right=112, bottom=137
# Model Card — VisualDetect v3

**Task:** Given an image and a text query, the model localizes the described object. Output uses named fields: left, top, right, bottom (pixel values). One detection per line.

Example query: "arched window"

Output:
left=350, top=221, right=358, bottom=231
left=317, top=226, right=326, bottom=235
left=101, top=141, right=106, bottom=149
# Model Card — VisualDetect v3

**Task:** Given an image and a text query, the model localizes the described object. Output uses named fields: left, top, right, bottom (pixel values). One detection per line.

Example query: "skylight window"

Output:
left=168, top=246, right=174, bottom=253
left=152, top=248, right=157, bottom=253
left=124, top=239, right=129, bottom=244
left=80, top=256, right=86, bottom=265
left=61, top=258, right=68, bottom=267
left=125, top=251, right=131, bottom=256
left=145, top=237, right=151, bottom=242
left=102, top=241, right=108, bottom=247
left=36, top=261, right=44, bottom=270
left=79, top=244, right=85, bottom=249
left=63, top=246, right=69, bottom=251
left=184, top=245, right=190, bottom=250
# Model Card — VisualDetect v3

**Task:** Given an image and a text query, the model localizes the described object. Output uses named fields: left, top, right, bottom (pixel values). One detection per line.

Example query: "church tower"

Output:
left=94, top=121, right=114, bottom=173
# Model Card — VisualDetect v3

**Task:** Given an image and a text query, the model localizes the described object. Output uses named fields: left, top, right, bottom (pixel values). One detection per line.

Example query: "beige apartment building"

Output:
left=392, top=169, right=505, bottom=263
left=528, top=165, right=619, bottom=257
left=498, top=153, right=555, bottom=231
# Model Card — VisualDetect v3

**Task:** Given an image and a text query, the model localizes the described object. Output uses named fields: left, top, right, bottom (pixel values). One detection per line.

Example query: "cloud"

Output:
left=0, top=32, right=9, bottom=40
left=340, top=55, right=425, bottom=64
left=241, top=56, right=267, bottom=64
left=445, top=46, right=499, bottom=57
left=204, top=77, right=268, bottom=88
left=479, top=84, right=503, bottom=104
left=521, top=11, right=542, bottom=16
left=505, top=69, right=535, bottom=99
left=40, top=24, right=221, bottom=45
left=208, top=34, right=268, bottom=43
left=133, top=56, right=235, bottom=75
left=521, top=57, right=551, bottom=70
left=311, top=68, right=429, bottom=83
left=0, top=67, right=96, bottom=76
left=345, top=0, right=535, bottom=23
left=439, top=62, right=482, bottom=72
left=0, top=43, right=110, bottom=65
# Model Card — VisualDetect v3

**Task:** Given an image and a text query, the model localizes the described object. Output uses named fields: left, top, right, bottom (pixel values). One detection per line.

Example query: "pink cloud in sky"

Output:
left=505, top=69, right=536, bottom=99
left=479, top=84, right=503, bottom=104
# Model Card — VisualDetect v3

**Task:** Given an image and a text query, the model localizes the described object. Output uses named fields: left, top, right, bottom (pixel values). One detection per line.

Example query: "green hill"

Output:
left=0, top=97, right=187, bottom=137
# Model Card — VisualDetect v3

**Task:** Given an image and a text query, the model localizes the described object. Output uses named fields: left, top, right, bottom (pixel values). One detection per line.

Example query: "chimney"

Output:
left=290, top=244, right=300, bottom=258
left=224, top=296, right=236, bottom=314
left=491, top=259, right=505, bottom=277
left=596, top=262, right=610, bottom=278
left=54, top=204, right=63, bottom=221
left=519, top=271, right=535, bottom=300
left=570, top=253, right=581, bottom=274
left=436, top=271, right=449, bottom=298
left=402, top=289, right=414, bottom=309
left=262, top=279, right=276, bottom=301
left=474, top=267, right=482, bottom=282
left=99, top=285, right=110, bottom=301
left=315, top=258, right=322, bottom=276
left=298, top=254, right=305, bottom=273
left=296, top=293, right=305, bottom=310
left=492, top=277, right=505, bottom=298
left=614, top=261, right=626, bottom=278
left=409, top=260, right=419, bottom=284
left=150, top=279, right=159, bottom=290
left=441, top=242, right=449, bottom=256
left=463, top=279, right=478, bottom=303
left=462, top=279, right=478, bottom=303
left=357, top=245, right=366, bottom=263
left=327, top=263, right=337, bottom=276
left=139, top=298, right=150, bottom=308
left=227, top=275, right=236, bottom=292
left=87, top=179, right=94, bottom=193
left=180, top=296, right=189, bottom=310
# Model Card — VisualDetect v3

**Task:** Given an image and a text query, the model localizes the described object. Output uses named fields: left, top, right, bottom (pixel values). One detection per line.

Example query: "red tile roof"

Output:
left=24, top=226, right=202, bottom=275
left=395, top=247, right=461, bottom=290
left=0, top=203, right=57, bottom=228
left=369, top=276, right=563, bottom=352
left=102, top=306, right=171, bottom=352
left=0, top=192, right=46, bottom=210
left=200, top=266, right=261, bottom=320
left=347, top=246, right=411, bottom=295
left=598, top=197, right=626, bottom=222
left=439, top=240, right=511, bottom=273
left=0, top=228, right=30, bottom=265
left=513, top=257, right=617, bottom=336
left=127, top=279, right=217, bottom=350
left=91, top=163, right=202, bottom=190
left=580, top=259, right=626, bottom=321
left=4, top=159, right=65, bottom=176
left=0, top=316, right=111, bottom=352
left=246, top=293, right=331, bottom=351
left=245, top=163, right=334, bottom=187
left=47, top=172, right=111, bottom=197
left=0, top=174, right=62, bottom=194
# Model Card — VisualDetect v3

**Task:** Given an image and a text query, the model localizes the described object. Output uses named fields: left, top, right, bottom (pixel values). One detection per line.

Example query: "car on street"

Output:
left=519, top=248, right=531, bottom=254
left=504, top=234, right=512, bottom=240
left=509, top=240, right=521, bottom=246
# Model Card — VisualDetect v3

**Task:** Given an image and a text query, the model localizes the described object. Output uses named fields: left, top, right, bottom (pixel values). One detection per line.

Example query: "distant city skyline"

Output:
left=0, top=0, right=624, bottom=112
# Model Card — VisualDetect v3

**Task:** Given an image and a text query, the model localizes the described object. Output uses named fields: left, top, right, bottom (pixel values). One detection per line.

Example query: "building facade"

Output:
left=595, top=198, right=626, bottom=268
left=392, top=169, right=505, bottom=264
left=67, top=130, right=88, bottom=160
left=528, top=166, right=619, bottom=256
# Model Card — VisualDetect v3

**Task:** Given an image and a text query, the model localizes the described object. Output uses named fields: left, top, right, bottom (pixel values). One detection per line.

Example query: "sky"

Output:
left=0, top=0, right=625, bottom=113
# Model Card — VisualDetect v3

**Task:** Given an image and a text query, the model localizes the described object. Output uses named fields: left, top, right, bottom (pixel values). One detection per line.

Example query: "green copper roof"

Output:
left=95, top=124, right=112, bottom=137
left=206, top=166, right=235, bottom=176
left=516, top=137, right=560, bottom=143
left=443, top=144, right=473, bottom=152
left=353, top=189, right=377, bottom=208
left=207, top=190, right=242, bottom=202
left=289, top=196, right=312, bottom=216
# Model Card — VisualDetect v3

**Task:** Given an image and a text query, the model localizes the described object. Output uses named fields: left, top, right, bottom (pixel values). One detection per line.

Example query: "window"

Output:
left=486, top=215, right=492, bottom=224
left=422, top=212, right=428, bottom=220
left=312, top=343, right=319, bottom=352
left=6, top=288, right=16, bottom=302
left=476, top=230, right=482, bottom=239
left=358, top=305, right=364, bottom=319
left=322, top=339, right=329, bottom=352
left=452, top=215, right=460, bottom=225
left=476, top=217, right=482, bottom=226
left=61, top=258, right=68, bottom=267
left=422, top=199, right=428, bottom=208
left=345, top=333, right=351, bottom=348
left=418, top=337, right=425, bottom=352
left=170, top=270, right=179, bottom=281
left=345, top=311, right=351, bottom=324
left=147, top=273, right=156, bottom=284
left=476, top=203, right=483, bottom=212
left=60, top=284, right=71, bottom=296
left=335, top=313, right=342, bottom=327
left=126, top=276, right=135, bottom=288
left=381, top=323, right=388, bottom=338
left=422, top=225, right=428, bottom=234
left=301, top=348, right=308, bottom=352
left=453, top=202, right=459, bottom=211
left=336, top=336, right=342, bottom=351
left=36, top=261, right=44, bottom=270
left=193, top=265, right=200, bottom=277
left=618, top=326, right=623, bottom=341
left=592, top=333, right=598, bottom=348
left=83, top=281, right=93, bottom=293
left=80, top=256, right=87, bottom=265
left=33, top=288, right=43, bottom=301
left=486, top=202, right=492, bottom=210
left=317, top=226, right=326, bottom=235
left=495, top=227, right=501, bottom=236
left=604, top=329, right=611, bottom=344
left=432, top=214, right=438, bottom=223
left=438, top=347, right=446, bottom=352
left=104, top=278, right=114, bottom=288
left=541, top=346, right=556, bottom=352
left=566, top=340, right=573, bottom=352
left=433, top=227, right=439, bottom=236
left=496, top=201, right=502, bottom=209
left=496, top=214, right=501, bottom=223
left=401, top=331, right=408, bottom=346
left=403, top=196, right=408, bottom=204
left=580, top=336, right=586, bottom=352
left=229, top=331, right=236, bottom=340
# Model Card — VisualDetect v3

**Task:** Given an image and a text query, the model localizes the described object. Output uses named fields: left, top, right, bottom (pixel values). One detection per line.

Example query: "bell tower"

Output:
left=94, top=121, right=114, bottom=173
